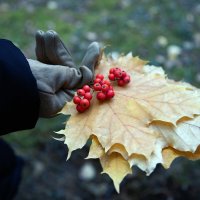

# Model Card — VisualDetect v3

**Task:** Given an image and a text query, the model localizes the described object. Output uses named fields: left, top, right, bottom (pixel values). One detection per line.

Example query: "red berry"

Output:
left=94, top=78, right=102, bottom=84
left=93, top=83, right=102, bottom=91
left=77, top=89, right=85, bottom=96
left=96, top=74, right=104, bottom=80
left=96, top=92, right=106, bottom=101
left=80, top=99, right=90, bottom=109
left=123, top=75, right=131, bottom=84
left=76, top=104, right=86, bottom=113
left=106, top=90, right=115, bottom=99
left=115, top=70, right=123, bottom=78
left=108, top=73, right=115, bottom=81
left=109, top=85, right=114, bottom=90
left=82, top=85, right=91, bottom=92
left=121, top=71, right=127, bottom=78
left=101, top=84, right=109, bottom=93
left=115, top=67, right=121, bottom=71
left=102, top=80, right=111, bottom=86
left=109, top=68, right=115, bottom=74
left=84, top=92, right=93, bottom=100
left=73, top=96, right=81, bottom=104
left=117, top=79, right=126, bottom=86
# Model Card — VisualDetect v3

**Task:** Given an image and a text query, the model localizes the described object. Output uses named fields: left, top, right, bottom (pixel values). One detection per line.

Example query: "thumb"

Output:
left=80, top=42, right=101, bottom=75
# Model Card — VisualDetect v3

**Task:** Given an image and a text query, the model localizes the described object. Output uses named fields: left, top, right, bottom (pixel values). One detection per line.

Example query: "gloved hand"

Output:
left=28, top=30, right=100, bottom=118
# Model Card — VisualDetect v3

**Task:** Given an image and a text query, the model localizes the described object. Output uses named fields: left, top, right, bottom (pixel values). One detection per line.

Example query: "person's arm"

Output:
left=0, top=39, right=40, bottom=135
left=0, top=32, right=100, bottom=135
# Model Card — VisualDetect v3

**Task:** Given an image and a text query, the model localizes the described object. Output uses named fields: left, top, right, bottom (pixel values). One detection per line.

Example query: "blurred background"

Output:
left=1, top=0, right=200, bottom=199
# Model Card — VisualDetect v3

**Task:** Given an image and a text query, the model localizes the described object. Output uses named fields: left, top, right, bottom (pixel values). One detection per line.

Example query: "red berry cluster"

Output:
left=73, top=85, right=92, bottom=113
left=93, top=74, right=115, bottom=101
left=108, top=67, right=130, bottom=86
left=73, top=67, right=131, bottom=113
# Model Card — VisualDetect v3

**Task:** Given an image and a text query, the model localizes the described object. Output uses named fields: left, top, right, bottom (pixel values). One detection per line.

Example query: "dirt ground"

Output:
left=13, top=136, right=200, bottom=200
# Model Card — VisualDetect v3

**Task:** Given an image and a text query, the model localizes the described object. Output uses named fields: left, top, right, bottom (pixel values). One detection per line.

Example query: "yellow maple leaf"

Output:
left=57, top=53, right=200, bottom=192
left=100, top=152, right=132, bottom=193
left=162, top=145, right=200, bottom=169
left=87, top=136, right=131, bottom=193
left=87, top=116, right=200, bottom=185
left=128, top=116, right=200, bottom=174
left=60, top=95, right=158, bottom=160
left=60, top=54, right=200, bottom=158
left=151, top=116, right=200, bottom=153
left=86, top=135, right=104, bottom=159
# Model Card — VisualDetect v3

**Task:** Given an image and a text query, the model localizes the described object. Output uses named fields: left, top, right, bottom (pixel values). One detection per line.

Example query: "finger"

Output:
left=35, top=30, right=51, bottom=64
left=43, top=30, right=76, bottom=68
left=80, top=41, right=101, bottom=75
left=60, top=66, right=93, bottom=91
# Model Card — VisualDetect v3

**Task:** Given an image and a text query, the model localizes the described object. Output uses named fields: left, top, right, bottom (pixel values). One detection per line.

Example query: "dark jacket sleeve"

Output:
left=0, top=39, right=40, bottom=135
